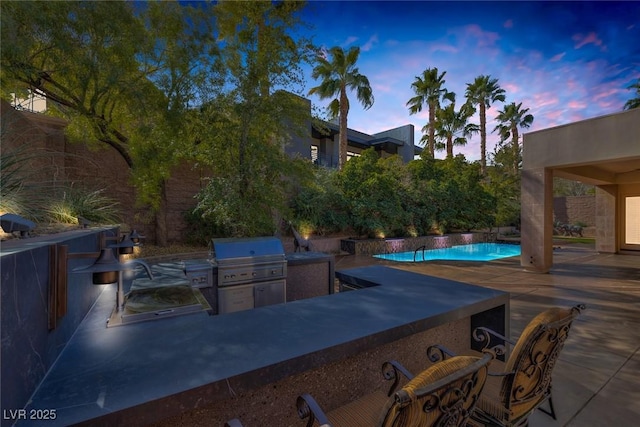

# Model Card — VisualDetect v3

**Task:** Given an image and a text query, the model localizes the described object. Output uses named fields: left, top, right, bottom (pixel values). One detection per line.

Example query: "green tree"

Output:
left=493, top=102, right=534, bottom=174
left=432, top=92, right=479, bottom=158
left=407, top=67, right=448, bottom=158
left=193, top=0, right=313, bottom=237
left=337, top=149, right=410, bottom=237
left=0, top=1, right=218, bottom=245
left=623, top=78, right=640, bottom=110
left=486, top=145, right=521, bottom=227
left=408, top=155, right=495, bottom=233
left=465, top=75, right=506, bottom=174
left=309, top=46, right=374, bottom=170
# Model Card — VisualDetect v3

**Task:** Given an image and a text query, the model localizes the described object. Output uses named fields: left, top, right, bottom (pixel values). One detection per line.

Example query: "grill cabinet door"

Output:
left=218, top=284, right=254, bottom=314
left=254, top=280, right=286, bottom=308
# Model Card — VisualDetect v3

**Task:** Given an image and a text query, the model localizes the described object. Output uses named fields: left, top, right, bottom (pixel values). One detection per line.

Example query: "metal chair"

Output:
left=467, top=304, right=586, bottom=427
left=296, top=347, right=498, bottom=427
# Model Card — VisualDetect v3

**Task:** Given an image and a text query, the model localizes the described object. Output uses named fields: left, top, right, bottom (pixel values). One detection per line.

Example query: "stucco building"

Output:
left=521, top=108, right=640, bottom=272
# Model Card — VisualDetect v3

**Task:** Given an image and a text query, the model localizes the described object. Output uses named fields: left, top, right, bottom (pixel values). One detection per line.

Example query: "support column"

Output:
left=521, top=167, right=553, bottom=272
left=595, top=185, right=617, bottom=253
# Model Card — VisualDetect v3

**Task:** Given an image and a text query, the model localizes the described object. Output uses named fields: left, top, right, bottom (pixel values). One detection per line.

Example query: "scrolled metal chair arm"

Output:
left=296, top=393, right=331, bottom=427
left=426, top=344, right=456, bottom=362
left=382, top=359, right=415, bottom=396
left=473, top=326, right=516, bottom=348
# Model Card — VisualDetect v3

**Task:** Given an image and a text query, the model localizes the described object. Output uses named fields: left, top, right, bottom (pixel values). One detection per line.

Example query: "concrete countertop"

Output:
left=18, top=266, right=508, bottom=426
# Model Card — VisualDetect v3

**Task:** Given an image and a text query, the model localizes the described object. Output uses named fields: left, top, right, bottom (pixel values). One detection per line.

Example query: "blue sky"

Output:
left=296, top=1, right=640, bottom=160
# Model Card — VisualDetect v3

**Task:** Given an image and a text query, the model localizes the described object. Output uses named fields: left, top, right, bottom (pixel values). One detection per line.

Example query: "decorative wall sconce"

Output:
left=48, top=229, right=144, bottom=330
left=109, top=230, right=144, bottom=255
left=72, top=248, right=125, bottom=284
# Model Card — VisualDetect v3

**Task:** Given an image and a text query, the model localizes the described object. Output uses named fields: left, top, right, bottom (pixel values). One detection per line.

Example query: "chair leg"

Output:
left=538, top=394, right=557, bottom=420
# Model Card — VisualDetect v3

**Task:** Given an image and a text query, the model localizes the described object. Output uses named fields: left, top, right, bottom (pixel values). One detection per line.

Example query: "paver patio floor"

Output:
left=334, top=244, right=640, bottom=427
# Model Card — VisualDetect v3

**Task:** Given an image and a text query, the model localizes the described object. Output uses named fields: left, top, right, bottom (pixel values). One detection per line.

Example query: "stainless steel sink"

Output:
left=107, top=284, right=212, bottom=327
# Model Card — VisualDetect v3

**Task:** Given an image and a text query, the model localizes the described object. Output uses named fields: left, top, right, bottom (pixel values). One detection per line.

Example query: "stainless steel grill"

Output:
left=211, top=237, right=287, bottom=314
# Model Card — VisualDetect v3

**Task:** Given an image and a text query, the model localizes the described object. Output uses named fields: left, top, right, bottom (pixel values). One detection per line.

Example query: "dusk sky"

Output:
left=296, top=1, right=640, bottom=160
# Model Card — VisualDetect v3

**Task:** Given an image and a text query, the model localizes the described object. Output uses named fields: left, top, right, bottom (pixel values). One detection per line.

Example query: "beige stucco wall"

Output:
left=523, top=109, right=640, bottom=172
left=522, top=108, right=640, bottom=272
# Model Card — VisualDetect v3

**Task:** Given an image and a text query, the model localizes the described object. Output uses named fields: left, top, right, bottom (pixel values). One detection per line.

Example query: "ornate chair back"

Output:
left=500, top=305, right=583, bottom=421
left=379, top=353, right=492, bottom=427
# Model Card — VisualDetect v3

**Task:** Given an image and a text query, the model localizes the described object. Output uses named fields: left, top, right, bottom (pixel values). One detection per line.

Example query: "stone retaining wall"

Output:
left=341, top=233, right=487, bottom=255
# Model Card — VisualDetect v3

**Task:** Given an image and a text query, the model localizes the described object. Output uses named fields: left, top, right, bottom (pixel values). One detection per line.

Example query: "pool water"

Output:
left=373, top=243, right=521, bottom=262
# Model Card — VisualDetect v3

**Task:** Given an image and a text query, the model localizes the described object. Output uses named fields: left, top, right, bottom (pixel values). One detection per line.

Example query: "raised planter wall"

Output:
left=340, top=232, right=487, bottom=255
left=0, top=227, right=118, bottom=421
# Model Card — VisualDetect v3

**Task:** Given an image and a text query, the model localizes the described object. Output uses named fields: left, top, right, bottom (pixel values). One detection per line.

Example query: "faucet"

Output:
left=114, top=259, right=155, bottom=311
left=123, top=259, right=154, bottom=280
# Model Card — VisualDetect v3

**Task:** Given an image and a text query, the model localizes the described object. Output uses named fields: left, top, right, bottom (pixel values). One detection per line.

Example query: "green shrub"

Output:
left=45, top=186, right=121, bottom=224
left=290, top=168, right=349, bottom=235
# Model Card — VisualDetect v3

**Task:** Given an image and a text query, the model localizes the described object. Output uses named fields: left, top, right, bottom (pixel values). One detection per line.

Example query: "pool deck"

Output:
left=334, top=243, right=640, bottom=427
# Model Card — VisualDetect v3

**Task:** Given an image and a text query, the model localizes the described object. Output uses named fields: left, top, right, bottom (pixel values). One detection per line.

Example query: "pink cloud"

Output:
left=463, top=24, right=500, bottom=48
left=531, top=92, right=560, bottom=109
left=550, top=52, right=566, bottom=62
left=573, top=32, right=606, bottom=51
left=592, top=87, right=619, bottom=102
left=503, top=19, right=513, bottom=29
left=428, top=43, right=459, bottom=54
left=568, top=100, right=587, bottom=109
left=502, top=82, right=520, bottom=94
left=373, top=83, right=393, bottom=94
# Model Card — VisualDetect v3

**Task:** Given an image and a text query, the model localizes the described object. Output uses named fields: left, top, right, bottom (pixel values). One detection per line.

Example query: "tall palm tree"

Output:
left=432, top=92, right=479, bottom=158
left=308, top=46, right=374, bottom=170
left=465, top=75, right=506, bottom=174
left=623, top=78, right=640, bottom=110
left=493, top=102, right=534, bottom=173
left=407, top=67, right=448, bottom=158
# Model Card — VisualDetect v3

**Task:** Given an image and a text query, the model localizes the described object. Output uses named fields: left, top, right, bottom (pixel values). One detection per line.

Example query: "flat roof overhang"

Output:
left=523, top=108, right=640, bottom=185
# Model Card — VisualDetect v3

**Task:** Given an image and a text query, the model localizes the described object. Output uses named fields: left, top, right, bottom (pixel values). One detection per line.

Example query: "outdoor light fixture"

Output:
left=0, top=213, right=35, bottom=238
left=72, top=248, right=125, bottom=284
left=47, top=229, right=148, bottom=330
left=129, top=229, right=142, bottom=244
left=109, top=230, right=144, bottom=255
left=77, top=216, right=91, bottom=228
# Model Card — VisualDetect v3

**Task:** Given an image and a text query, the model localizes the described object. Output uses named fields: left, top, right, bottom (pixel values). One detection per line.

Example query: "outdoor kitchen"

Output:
left=2, top=228, right=508, bottom=426
left=183, top=236, right=335, bottom=316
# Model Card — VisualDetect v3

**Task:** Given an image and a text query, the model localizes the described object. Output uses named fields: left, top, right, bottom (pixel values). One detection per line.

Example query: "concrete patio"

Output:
left=334, top=243, right=639, bottom=427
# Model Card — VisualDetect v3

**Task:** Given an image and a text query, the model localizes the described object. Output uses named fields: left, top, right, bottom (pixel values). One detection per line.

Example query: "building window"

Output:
left=311, top=145, right=318, bottom=164
left=625, top=196, right=640, bottom=245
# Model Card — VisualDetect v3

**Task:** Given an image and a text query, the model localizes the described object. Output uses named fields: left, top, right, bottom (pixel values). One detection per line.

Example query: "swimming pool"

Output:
left=373, top=243, right=521, bottom=262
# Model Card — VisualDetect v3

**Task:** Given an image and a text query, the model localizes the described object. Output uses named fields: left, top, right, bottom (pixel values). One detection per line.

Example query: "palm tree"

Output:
left=308, top=46, right=374, bottom=170
left=623, top=78, right=640, bottom=110
left=407, top=67, right=448, bottom=158
left=432, top=92, right=479, bottom=158
left=493, top=102, right=534, bottom=173
left=465, top=75, right=506, bottom=174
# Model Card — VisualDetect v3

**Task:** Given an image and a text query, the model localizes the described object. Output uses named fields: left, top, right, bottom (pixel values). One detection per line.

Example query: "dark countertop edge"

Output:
left=285, top=251, right=335, bottom=265
left=0, top=227, right=117, bottom=256
left=71, top=292, right=509, bottom=427
left=20, top=266, right=508, bottom=426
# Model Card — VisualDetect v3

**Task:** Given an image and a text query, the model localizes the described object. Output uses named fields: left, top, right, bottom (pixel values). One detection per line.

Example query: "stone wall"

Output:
left=553, top=195, right=595, bottom=226
left=341, top=233, right=485, bottom=256
left=1, top=101, right=206, bottom=244
left=0, top=228, right=117, bottom=419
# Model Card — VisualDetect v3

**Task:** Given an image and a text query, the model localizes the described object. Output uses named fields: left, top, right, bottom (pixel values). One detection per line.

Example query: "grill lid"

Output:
left=211, top=237, right=285, bottom=261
